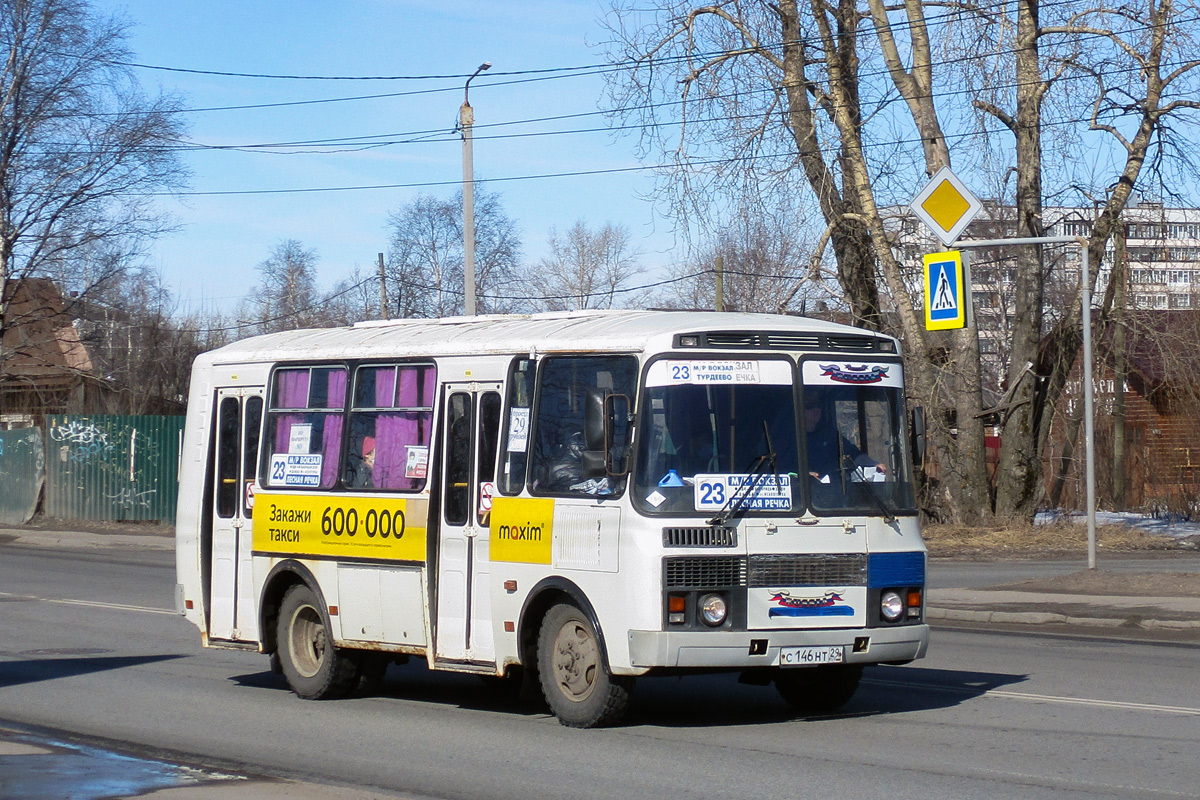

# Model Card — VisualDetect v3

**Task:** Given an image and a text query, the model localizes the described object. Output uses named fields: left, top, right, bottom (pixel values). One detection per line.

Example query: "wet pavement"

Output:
left=0, top=725, right=405, bottom=799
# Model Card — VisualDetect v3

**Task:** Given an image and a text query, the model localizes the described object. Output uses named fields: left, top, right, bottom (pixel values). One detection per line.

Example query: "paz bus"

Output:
left=175, top=310, right=928, bottom=727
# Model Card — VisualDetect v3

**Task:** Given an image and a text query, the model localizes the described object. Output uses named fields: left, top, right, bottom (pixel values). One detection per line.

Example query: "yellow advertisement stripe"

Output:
left=253, top=493, right=428, bottom=562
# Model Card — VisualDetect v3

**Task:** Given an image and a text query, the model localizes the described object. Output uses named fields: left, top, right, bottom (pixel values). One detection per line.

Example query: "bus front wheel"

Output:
left=775, top=664, right=863, bottom=714
left=277, top=584, right=358, bottom=700
left=537, top=603, right=633, bottom=728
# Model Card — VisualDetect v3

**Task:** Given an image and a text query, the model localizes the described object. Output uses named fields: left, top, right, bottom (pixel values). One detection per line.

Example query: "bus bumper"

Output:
left=626, top=624, right=929, bottom=670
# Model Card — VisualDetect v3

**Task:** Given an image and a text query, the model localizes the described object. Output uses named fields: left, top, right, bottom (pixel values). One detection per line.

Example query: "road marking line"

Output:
left=866, top=677, right=1200, bottom=716
left=0, top=591, right=174, bottom=616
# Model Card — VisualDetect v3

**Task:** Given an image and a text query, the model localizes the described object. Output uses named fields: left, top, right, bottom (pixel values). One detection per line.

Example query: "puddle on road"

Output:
left=0, top=727, right=239, bottom=799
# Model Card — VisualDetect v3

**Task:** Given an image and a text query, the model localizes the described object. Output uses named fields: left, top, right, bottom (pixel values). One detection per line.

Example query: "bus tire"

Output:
left=537, top=602, right=632, bottom=728
left=775, top=664, right=863, bottom=714
left=277, top=584, right=357, bottom=700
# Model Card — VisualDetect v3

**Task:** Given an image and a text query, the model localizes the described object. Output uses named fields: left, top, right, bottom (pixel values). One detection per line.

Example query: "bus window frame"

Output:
left=631, top=352, right=800, bottom=518
left=497, top=356, right=536, bottom=497
left=527, top=353, right=639, bottom=499
left=343, top=360, right=438, bottom=493
left=260, top=360, right=349, bottom=493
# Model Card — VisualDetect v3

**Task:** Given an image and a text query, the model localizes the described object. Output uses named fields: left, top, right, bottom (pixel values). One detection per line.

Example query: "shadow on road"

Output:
left=0, top=654, right=184, bottom=688
left=227, top=659, right=1027, bottom=729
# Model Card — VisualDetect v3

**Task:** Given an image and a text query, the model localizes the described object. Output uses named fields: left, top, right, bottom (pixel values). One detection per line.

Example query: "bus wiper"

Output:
left=707, top=422, right=779, bottom=527
left=843, top=455, right=897, bottom=524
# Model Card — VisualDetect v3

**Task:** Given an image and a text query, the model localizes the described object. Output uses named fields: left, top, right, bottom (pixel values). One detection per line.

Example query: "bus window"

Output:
left=444, top=392, right=473, bottom=525
left=241, top=395, right=263, bottom=516
left=530, top=355, right=637, bottom=496
left=477, top=391, right=501, bottom=524
left=263, top=366, right=347, bottom=490
left=216, top=397, right=240, bottom=518
left=344, top=363, right=435, bottom=491
left=499, top=358, right=534, bottom=495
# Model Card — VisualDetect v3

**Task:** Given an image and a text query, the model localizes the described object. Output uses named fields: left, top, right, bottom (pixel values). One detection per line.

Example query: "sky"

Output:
left=93, top=0, right=676, bottom=314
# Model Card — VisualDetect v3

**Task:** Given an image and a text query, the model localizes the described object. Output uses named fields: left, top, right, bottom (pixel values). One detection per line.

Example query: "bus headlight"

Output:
left=699, top=593, right=728, bottom=626
left=880, top=590, right=904, bottom=622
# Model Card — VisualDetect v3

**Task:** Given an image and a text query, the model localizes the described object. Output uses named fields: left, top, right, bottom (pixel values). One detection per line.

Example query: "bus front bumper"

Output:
left=626, top=624, right=929, bottom=670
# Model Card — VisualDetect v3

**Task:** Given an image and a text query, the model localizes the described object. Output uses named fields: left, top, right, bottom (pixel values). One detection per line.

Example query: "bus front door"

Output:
left=209, top=387, right=263, bottom=642
left=435, top=383, right=502, bottom=664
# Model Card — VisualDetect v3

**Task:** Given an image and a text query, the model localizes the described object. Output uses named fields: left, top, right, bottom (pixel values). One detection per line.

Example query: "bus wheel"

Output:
left=537, top=603, right=633, bottom=728
left=277, top=584, right=357, bottom=700
left=775, top=664, right=863, bottom=714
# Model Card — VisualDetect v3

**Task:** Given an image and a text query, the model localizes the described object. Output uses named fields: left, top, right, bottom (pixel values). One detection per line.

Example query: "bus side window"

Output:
left=263, top=366, right=347, bottom=490
left=530, top=355, right=637, bottom=496
left=499, top=358, right=534, bottom=495
left=477, top=392, right=501, bottom=524
left=345, top=363, right=436, bottom=491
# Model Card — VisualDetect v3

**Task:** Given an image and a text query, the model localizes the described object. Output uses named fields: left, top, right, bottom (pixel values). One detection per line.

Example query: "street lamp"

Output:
left=461, top=61, right=491, bottom=316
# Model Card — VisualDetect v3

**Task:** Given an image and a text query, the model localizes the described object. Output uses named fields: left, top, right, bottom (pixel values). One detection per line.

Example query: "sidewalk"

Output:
left=926, top=586, right=1200, bottom=632
left=7, top=522, right=1199, bottom=634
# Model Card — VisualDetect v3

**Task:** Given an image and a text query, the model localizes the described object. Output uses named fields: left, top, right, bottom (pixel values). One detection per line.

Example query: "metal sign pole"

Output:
left=956, top=235, right=1096, bottom=569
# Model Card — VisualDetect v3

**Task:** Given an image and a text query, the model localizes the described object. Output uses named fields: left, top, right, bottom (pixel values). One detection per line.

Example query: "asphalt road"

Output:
left=2, top=543, right=1199, bottom=799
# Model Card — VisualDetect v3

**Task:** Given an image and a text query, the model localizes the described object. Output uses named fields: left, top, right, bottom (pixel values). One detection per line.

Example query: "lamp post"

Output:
left=461, top=61, right=491, bottom=316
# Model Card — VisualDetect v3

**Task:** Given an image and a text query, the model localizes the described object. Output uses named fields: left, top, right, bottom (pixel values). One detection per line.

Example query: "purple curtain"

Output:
left=276, top=370, right=309, bottom=408
left=375, top=367, right=397, bottom=407
left=325, top=369, right=347, bottom=408
left=320, top=413, right=343, bottom=486
left=372, top=366, right=434, bottom=490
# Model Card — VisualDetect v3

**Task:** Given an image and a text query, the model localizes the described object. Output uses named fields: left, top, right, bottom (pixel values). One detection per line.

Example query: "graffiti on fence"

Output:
left=46, top=415, right=184, bottom=522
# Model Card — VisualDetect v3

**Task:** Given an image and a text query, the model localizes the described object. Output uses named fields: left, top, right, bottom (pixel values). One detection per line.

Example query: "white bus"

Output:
left=176, top=310, right=928, bottom=727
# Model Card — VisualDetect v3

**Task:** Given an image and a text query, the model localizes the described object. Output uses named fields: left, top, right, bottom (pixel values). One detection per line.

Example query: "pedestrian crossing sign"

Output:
left=924, top=250, right=969, bottom=330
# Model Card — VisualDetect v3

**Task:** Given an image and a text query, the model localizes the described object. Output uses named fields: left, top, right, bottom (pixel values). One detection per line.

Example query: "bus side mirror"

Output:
left=605, top=393, right=632, bottom=476
left=911, top=406, right=926, bottom=467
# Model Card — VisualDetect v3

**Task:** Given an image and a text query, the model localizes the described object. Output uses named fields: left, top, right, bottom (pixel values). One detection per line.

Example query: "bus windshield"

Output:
left=634, top=359, right=800, bottom=515
left=800, top=361, right=916, bottom=515
left=633, top=357, right=916, bottom=517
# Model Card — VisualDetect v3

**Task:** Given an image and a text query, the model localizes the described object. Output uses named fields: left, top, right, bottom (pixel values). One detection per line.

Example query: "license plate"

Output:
left=779, top=645, right=845, bottom=666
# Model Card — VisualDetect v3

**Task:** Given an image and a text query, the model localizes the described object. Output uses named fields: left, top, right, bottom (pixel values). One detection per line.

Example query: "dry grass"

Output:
left=922, top=521, right=1193, bottom=558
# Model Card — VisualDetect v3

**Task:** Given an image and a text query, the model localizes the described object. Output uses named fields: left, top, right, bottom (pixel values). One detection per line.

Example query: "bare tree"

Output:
left=248, top=240, right=321, bottom=333
left=656, top=212, right=836, bottom=313
left=0, top=0, right=188, bottom=411
left=384, top=187, right=523, bottom=318
left=605, top=0, right=1200, bottom=523
left=534, top=221, right=644, bottom=311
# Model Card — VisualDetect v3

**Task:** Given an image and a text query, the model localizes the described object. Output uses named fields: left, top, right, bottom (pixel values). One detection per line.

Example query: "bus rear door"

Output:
left=209, top=387, right=263, bottom=642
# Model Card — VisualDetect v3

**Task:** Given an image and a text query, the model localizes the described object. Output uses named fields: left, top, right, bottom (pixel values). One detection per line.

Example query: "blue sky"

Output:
left=96, top=1, right=675, bottom=312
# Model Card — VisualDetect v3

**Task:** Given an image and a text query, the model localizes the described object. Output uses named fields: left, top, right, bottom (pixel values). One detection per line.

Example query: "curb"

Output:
left=927, top=607, right=1200, bottom=630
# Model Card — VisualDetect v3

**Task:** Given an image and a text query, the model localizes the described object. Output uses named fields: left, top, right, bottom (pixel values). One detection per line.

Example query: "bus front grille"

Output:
left=663, top=526, right=738, bottom=548
left=664, top=556, right=747, bottom=588
left=748, top=554, right=868, bottom=587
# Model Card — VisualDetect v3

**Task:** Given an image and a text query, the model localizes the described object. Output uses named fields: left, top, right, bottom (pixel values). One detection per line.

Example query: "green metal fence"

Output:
left=0, top=427, right=45, bottom=525
left=44, top=415, right=185, bottom=523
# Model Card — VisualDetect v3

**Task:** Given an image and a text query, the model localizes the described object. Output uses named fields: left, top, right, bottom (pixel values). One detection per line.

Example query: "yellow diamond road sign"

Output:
left=910, top=166, right=982, bottom=247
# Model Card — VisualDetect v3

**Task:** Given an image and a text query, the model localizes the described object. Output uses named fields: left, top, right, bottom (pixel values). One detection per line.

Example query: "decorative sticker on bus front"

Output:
left=694, top=474, right=792, bottom=511
left=268, top=453, right=322, bottom=487
left=767, top=589, right=854, bottom=617
left=252, top=493, right=427, bottom=561
left=490, top=497, right=554, bottom=564
left=801, top=360, right=903, bottom=388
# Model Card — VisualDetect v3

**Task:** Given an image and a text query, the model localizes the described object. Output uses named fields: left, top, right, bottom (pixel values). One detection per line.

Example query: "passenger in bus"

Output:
left=347, top=436, right=376, bottom=488
left=803, top=398, right=884, bottom=480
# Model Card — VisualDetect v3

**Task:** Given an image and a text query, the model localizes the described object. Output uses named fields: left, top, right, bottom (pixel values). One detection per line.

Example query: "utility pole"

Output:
left=461, top=62, right=491, bottom=317
left=714, top=255, right=725, bottom=312
left=377, top=253, right=389, bottom=320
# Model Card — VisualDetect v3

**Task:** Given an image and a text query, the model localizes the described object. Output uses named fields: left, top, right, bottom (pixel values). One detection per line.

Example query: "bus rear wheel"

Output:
left=277, top=584, right=358, bottom=700
left=537, top=603, right=633, bottom=728
left=775, top=664, right=863, bottom=714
